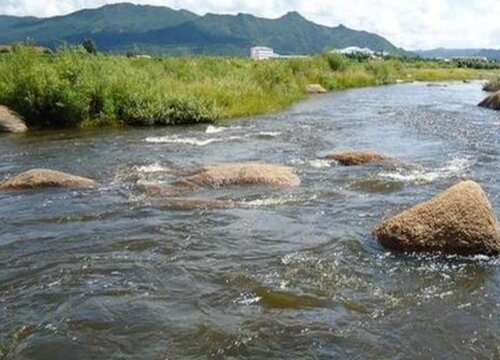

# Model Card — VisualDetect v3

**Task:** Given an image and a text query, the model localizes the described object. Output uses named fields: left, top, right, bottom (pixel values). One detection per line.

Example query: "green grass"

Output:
left=0, top=45, right=498, bottom=129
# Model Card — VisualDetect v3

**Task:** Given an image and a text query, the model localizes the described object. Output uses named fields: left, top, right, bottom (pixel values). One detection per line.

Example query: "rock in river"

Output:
left=0, top=169, right=96, bottom=191
left=0, top=105, right=27, bottom=133
left=483, top=81, right=500, bottom=92
left=306, top=84, right=327, bottom=94
left=179, top=162, right=301, bottom=188
left=374, top=181, right=500, bottom=255
left=478, top=91, right=500, bottom=111
left=323, top=151, right=391, bottom=166
left=162, top=197, right=236, bottom=209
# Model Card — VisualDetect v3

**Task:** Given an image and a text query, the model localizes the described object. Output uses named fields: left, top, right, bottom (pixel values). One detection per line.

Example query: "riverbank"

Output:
left=0, top=46, right=498, bottom=129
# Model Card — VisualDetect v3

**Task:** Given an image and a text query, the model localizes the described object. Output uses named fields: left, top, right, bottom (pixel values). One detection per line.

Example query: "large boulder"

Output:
left=478, top=91, right=500, bottom=110
left=323, top=151, right=391, bottom=166
left=483, top=81, right=500, bottom=92
left=306, top=84, right=327, bottom=94
left=0, top=106, right=27, bottom=133
left=374, top=181, right=500, bottom=255
left=0, top=169, right=96, bottom=191
left=180, top=163, right=300, bottom=188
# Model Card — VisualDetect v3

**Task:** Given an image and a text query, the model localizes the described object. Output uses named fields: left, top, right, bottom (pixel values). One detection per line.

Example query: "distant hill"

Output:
left=416, top=48, right=500, bottom=61
left=0, top=3, right=408, bottom=56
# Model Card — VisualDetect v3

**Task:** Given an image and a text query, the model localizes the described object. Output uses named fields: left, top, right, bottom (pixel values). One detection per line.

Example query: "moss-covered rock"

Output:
left=0, top=169, right=95, bottom=190
left=478, top=91, right=500, bottom=111
left=181, top=163, right=301, bottom=188
left=324, top=151, right=391, bottom=166
left=374, top=181, right=500, bottom=255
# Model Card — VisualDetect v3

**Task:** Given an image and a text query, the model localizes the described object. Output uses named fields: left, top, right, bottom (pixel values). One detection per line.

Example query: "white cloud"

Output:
left=0, top=0, right=499, bottom=49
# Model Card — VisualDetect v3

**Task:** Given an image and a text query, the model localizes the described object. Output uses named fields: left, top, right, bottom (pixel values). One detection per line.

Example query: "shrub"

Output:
left=0, top=44, right=494, bottom=129
left=324, top=53, right=351, bottom=72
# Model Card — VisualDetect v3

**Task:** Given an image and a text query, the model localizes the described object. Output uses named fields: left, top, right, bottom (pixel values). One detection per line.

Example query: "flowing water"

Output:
left=1, top=81, right=500, bottom=359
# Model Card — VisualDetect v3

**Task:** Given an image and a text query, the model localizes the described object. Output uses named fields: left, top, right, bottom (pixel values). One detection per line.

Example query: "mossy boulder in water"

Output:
left=374, top=181, right=500, bottom=255
left=0, top=106, right=27, bottom=133
left=180, top=163, right=300, bottom=188
left=483, top=81, right=500, bottom=92
left=0, top=169, right=96, bottom=190
left=323, top=151, right=391, bottom=166
left=161, top=197, right=236, bottom=209
left=306, top=84, right=327, bottom=94
left=478, top=91, right=500, bottom=111
left=137, top=163, right=299, bottom=209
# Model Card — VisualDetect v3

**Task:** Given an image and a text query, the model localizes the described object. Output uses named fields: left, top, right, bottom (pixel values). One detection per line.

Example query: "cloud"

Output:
left=0, top=0, right=499, bottom=49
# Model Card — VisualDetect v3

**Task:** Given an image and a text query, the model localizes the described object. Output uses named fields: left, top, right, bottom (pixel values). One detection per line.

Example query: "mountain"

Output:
left=0, top=3, right=408, bottom=56
left=415, top=48, right=500, bottom=61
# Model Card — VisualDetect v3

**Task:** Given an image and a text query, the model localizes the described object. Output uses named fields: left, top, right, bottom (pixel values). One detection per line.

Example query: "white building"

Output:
left=332, top=46, right=375, bottom=56
left=250, top=47, right=278, bottom=60
left=250, top=46, right=309, bottom=60
left=452, top=56, right=488, bottom=63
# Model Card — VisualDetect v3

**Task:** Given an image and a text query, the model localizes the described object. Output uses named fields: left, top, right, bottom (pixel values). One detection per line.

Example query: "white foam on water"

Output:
left=288, top=158, right=306, bottom=166
left=235, top=294, right=261, bottom=305
left=244, top=197, right=291, bottom=207
left=135, top=163, right=170, bottom=173
left=145, top=136, right=220, bottom=146
left=309, top=159, right=331, bottom=169
left=205, top=125, right=228, bottom=134
left=244, top=194, right=317, bottom=207
left=378, top=157, right=470, bottom=184
left=257, top=131, right=281, bottom=137
left=145, top=135, right=242, bottom=146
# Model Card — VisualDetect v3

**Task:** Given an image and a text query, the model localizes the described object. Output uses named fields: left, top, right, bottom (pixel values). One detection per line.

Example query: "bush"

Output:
left=0, top=44, right=495, bottom=129
left=324, top=53, right=351, bottom=72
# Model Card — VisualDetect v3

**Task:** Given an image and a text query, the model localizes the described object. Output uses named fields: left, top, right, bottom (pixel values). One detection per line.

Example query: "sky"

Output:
left=0, top=0, right=499, bottom=50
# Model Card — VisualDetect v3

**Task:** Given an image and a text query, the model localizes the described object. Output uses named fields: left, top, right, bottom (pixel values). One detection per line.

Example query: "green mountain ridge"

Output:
left=0, top=3, right=409, bottom=56
left=415, top=48, right=500, bottom=61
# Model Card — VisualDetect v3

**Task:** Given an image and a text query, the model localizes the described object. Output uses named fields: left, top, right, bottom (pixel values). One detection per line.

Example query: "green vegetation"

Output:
left=0, top=45, right=498, bottom=129
left=81, top=39, right=98, bottom=55
left=453, top=59, right=500, bottom=70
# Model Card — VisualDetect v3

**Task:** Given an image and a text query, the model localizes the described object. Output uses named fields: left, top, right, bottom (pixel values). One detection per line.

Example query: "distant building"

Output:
left=331, top=46, right=387, bottom=58
left=452, top=56, right=488, bottom=63
left=250, top=47, right=278, bottom=60
left=250, top=46, right=308, bottom=60
left=332, top=46, right=375, bottom=56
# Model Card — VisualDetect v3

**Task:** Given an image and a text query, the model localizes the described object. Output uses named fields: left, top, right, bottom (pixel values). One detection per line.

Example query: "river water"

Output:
left=1, top=81, right=499, bottom=359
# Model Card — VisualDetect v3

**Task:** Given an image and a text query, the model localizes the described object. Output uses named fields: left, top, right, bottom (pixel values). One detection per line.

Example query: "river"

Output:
left=1, top=81, right=499, bottom=359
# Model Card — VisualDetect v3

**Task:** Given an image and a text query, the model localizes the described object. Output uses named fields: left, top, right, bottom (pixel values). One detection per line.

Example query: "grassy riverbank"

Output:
left=0, top=46, right=498, bottom=128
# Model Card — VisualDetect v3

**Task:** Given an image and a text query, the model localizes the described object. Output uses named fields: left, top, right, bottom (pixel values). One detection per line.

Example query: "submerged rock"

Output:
left=306, top=84, right=327, bottom=94
left=136, top=180, right=188, bottom=197
left=162, top=197, right=236, bottom=209
left=255, top=287, right=328, bottom=309
left=137, top=163, right=299, bottom=209
left=323, top=151, right=391, bottom=166
left=0, top=106, right=27, bottom=133
left=374, top=181, right=500, bottom=255
left=180, top=163, right=301, bottom=188
left=0, top=169, right=96, bottom=191
left=478, top=91, right=500, bottom=111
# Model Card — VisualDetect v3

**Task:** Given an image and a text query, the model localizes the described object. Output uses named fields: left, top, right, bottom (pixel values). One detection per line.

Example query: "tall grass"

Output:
left=0, top=45, right=497, bottom=128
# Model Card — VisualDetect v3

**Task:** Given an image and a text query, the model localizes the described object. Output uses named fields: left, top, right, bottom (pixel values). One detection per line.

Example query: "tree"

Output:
left=82, top=39, right=97, bottom=54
